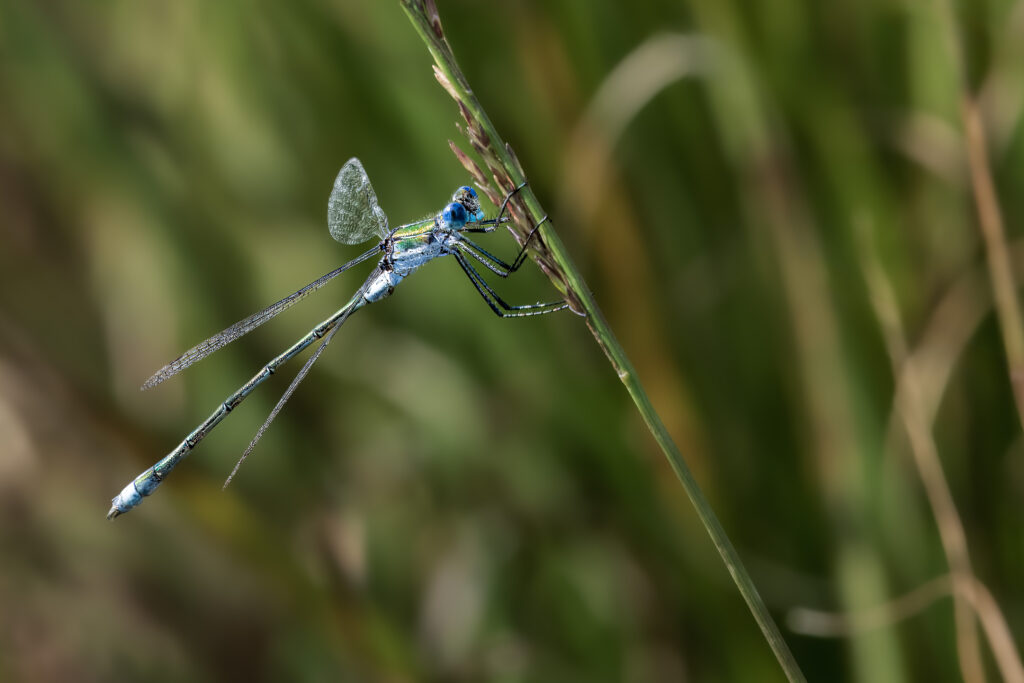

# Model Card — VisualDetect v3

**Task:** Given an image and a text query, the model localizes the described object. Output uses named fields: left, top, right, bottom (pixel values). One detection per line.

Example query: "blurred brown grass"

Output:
left=1, top=1, right=1023, bottom=681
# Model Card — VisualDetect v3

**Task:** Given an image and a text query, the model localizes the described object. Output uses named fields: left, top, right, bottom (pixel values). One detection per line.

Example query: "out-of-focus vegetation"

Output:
left=1, top=0, right=1022, bottom=680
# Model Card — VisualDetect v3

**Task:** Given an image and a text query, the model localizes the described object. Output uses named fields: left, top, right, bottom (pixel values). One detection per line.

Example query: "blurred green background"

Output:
left=2, top=0, right=1023, bottom=680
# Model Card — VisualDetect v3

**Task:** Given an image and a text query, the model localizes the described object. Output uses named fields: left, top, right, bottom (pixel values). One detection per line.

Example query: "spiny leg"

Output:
left=461, top=215, right=509, bottom=234
left=489, top=176, right=542, bottom=269
left=458, top=215, right=550, bottom=277
left=493, top=181, right=547, bottom=271
left=457, top=237, right=525, bottom=277
left=480, top=187, right=586, bottom=317
left=454, top=251, right=567, bottom=318
left=496, top=180, right=528, bottom=224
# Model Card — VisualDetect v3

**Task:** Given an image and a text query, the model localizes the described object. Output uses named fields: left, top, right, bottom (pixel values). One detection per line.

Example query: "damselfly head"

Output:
left=451, top=186, right=484, bottom=222
left=440, top=201, right=469, bottom=229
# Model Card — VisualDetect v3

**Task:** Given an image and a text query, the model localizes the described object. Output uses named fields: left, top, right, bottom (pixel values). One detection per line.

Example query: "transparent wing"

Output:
left=140, top=244, right=381, bottom=390
left=328, top=158, right=389, bottom=244
left=223, top=282, right=367, bottom=489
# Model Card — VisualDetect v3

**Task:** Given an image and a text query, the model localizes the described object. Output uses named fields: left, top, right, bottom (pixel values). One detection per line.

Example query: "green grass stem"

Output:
left=400, top=1, right=807, bottom=680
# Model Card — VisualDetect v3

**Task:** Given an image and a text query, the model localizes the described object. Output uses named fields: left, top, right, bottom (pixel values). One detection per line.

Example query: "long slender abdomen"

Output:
left=107, top=289, right=368, bottom=519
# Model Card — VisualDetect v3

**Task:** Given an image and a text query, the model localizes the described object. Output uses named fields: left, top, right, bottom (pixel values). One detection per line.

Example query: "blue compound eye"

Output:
left=460, top=186, right=476, bottom=198
left=442, top=201, right=468, bottom=228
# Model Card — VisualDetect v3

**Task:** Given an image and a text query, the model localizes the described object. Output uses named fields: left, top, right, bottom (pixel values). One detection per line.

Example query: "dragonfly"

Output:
left=108, top=158, right=569, bottom=519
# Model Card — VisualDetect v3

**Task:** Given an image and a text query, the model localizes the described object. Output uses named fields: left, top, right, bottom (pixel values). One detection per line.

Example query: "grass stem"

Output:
left=400, top=2, right=806, bottom=680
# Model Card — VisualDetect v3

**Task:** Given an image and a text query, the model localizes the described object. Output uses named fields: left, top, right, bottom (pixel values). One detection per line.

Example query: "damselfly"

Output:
left=108, top=158, right=568, bottom=519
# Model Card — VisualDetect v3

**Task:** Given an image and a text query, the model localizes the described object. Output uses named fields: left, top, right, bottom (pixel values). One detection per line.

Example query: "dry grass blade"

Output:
left=934, top=0, right=1024, bottom=434
left=857, top=215, right=986, bottom=683
left=790, top=573, right=1023, bottom=683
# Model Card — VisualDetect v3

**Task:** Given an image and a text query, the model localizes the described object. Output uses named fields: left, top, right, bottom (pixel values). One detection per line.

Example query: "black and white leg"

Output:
left=453, top=251, right=567, bottom=318
left=457, top=214, right=550, bottom=278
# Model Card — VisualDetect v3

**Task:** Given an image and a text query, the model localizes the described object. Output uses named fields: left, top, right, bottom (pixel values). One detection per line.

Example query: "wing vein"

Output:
left=222, top=284, right=366, bottom=488
left=141, top=244, right=380, bottom=390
